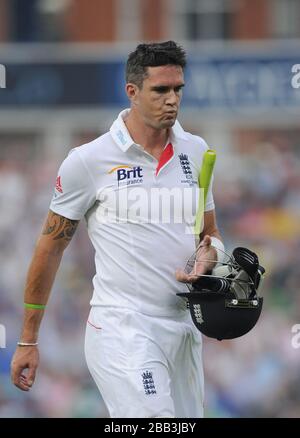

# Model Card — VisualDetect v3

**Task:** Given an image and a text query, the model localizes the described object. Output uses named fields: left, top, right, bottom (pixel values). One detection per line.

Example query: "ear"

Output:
left=126, top=83, right=140, bottom=104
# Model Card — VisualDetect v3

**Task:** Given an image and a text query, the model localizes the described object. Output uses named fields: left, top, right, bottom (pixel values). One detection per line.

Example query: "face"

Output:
left=126, top=65, right=185, bottom=129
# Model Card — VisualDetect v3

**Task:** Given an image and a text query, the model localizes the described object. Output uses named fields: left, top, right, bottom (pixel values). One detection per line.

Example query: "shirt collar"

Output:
left=110, top=109, right=135, bottom=152
left=110, top=108, right=188, bottom=152
left=170, top=118, right=189, bottom=142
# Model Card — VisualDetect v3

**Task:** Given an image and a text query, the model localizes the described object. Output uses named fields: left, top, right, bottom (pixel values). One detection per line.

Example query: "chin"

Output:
left=159, top=119, right=176, bottom=129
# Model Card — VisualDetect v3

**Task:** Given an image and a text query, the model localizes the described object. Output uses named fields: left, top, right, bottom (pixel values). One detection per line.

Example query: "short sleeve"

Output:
left=49, top=149, right=96, bottom=220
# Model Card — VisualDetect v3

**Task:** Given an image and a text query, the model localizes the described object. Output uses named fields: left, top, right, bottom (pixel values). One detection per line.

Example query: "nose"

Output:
left=165, top=89, right=178, bottom=106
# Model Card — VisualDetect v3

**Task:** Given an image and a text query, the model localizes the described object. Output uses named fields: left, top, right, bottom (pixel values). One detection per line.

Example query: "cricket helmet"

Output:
left=177, top=246, right=265, bottom=341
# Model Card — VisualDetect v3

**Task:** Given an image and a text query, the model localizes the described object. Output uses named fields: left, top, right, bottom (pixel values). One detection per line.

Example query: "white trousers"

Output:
left=84, top=306, right=204, bottom=418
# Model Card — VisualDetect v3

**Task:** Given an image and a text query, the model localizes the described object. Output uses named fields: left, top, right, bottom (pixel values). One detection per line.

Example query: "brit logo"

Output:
left=178, top=154, right=193, bottom=181
left=142, top=370, right=157, bottom=395
left=108, top=165, right=143, bottom=186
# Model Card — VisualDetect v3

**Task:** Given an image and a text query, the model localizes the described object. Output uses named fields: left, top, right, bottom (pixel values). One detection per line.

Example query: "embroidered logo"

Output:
left=142, top=370, right=156, bottom=395
left=55, top=176, right=63, bottom=193
left=178, top=153, right=193, bottom=180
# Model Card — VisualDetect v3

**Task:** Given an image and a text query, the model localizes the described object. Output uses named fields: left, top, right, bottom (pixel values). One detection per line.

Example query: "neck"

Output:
left=124, top=109, right=169, bottom=154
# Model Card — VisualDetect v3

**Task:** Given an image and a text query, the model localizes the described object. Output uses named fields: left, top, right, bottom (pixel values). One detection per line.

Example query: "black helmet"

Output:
left=177, top=247, right=265, bottom=341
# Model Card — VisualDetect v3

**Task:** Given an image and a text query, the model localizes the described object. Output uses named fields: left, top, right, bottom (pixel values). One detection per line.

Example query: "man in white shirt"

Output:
left=11, top=41, right=224, bottom=418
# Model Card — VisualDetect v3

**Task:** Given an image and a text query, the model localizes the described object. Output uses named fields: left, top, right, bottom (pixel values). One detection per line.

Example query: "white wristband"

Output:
left=17, top=342, right=38, bottom=347
left=210, top=236, right=225, bottom=264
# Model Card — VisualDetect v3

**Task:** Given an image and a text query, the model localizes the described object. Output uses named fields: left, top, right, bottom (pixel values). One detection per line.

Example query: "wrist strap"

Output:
left=24, top=303, right=46, bottom=310
left=17, top=341, right=38, bottom=347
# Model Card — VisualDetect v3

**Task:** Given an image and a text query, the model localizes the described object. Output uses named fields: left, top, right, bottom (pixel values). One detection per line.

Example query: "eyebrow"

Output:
left=151, top=84, right=185, bottom=92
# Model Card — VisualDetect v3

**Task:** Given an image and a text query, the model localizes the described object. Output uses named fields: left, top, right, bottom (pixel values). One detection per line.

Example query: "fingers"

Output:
left=11, top=350, right=38, bottom=392
left=175, top=235, right=216, bottom=284
left=175, top=269, right=198, bottom=283
left=199, top=234, right=211, bottom=247
left=193, top=261, right=208, bottom=276
left=11, top=365, right=31, bottom=391
left=12, top=368, right=36, bottom=391
left=19, top=374, right=31, bottom=392
left=26, top=365, right=37, bottom=388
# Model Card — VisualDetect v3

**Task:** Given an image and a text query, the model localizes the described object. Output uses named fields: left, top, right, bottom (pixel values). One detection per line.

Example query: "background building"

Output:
left=0, top=0, right=300, bottom=417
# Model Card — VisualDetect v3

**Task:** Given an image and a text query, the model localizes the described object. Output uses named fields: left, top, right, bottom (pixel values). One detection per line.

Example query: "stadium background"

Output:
left=0, top=0, right=300, bottom=418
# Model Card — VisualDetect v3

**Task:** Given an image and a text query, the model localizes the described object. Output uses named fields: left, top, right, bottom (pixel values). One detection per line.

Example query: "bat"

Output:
left=194, top=149, right=216, bottom=237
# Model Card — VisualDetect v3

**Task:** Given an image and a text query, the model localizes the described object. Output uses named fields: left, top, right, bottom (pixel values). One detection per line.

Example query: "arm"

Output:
left=200, top=209, right=222, bottom=243
left=176, top=209, right=223, bottom=282
left=196, top=209, right=223, bottom=273
left=11, top=210, right=79, bottom=391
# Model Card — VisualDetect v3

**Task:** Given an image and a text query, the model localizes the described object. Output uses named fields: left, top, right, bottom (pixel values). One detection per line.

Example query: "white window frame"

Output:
left=165, top=0, right=238, bottom=41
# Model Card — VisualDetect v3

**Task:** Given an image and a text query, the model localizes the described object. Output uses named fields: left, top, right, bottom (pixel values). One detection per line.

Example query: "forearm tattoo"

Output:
left=42, top=212, right=79, bottom=242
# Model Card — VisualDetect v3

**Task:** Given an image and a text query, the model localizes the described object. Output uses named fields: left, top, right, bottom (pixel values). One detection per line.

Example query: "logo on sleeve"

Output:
left=55, top=176, right=63, bottom=193
left=108, top=165, right=143, bottom=186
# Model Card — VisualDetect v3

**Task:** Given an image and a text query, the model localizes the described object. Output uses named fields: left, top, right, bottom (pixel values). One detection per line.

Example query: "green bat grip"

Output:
left=194, top=149, right=216, bottom=236
left=199, top=149, right=216, bottom=203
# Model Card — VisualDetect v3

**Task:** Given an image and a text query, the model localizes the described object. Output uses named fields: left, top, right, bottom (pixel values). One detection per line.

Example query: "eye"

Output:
left=152, top=84, right=184, bottom=94
left=174, top=86, right=182, bottom=93
left=153, top=86, right=169, bottom=94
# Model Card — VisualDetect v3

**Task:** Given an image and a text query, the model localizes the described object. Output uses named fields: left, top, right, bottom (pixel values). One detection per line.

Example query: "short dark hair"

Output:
left=126, top=41, right=186, bottom=88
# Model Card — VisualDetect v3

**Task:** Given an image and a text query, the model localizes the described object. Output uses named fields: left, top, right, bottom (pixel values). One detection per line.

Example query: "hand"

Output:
left=11, top=346, right=39, bottom=391
left=176, top=235, right=218, bottom=283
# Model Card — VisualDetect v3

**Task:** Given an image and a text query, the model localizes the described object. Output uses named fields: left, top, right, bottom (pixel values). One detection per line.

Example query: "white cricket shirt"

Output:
left=50, top=109, right=215, bottom=317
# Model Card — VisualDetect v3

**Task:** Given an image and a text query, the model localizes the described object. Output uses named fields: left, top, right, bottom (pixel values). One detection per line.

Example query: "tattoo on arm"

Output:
left=42, top=212, right=79, bottom=242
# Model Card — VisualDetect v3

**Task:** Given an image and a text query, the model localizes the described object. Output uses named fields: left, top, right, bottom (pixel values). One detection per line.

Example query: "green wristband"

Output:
left=24, top=303, right=46, bottom=310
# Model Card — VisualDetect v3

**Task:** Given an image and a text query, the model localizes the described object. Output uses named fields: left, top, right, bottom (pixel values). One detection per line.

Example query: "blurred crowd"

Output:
left=205, top=129, right=300, bottom=417
left=0, top=127, right=300, bottom=417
